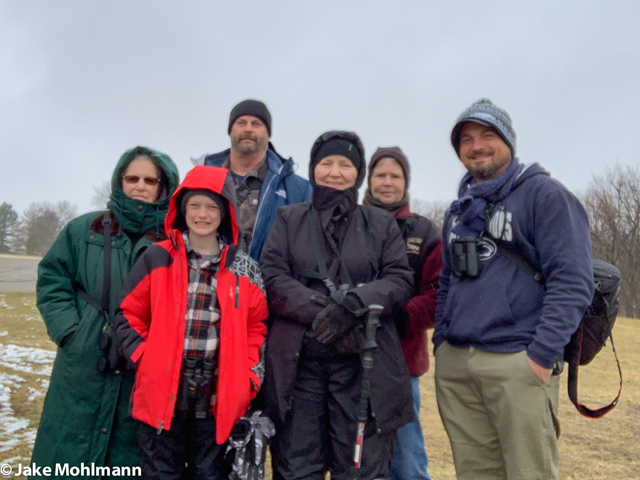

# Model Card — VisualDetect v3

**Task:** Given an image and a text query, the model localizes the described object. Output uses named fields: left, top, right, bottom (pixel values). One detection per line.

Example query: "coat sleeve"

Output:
left=259, top=209, right=326, bottom=325
left=114, top=248, right=155, bottom=364
left=433, top=214, right=452, bottom=350
left=406, top=241, right=442, bottom=336
left=349, top=215, right=414, bottom=320
left=246, top=280, right=268, bottom=395
left=526, top=189, right=595, bottom=368
left=36, top=221, right=82, bottom=347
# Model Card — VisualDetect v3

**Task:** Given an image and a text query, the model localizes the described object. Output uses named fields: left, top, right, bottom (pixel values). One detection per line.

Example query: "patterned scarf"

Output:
left=450, top=158, right=522, bottom=238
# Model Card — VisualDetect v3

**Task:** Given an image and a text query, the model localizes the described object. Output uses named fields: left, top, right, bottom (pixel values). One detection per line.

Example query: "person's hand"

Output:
left=312, top=299, right=359, bottom=344
left=526, top=354, right=552, bottom=383
left=333, top=325, right=365, bottom=354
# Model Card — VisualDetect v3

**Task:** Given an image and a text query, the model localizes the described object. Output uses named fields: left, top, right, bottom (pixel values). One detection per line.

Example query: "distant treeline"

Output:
left=2, top=163, right=638, bottom=317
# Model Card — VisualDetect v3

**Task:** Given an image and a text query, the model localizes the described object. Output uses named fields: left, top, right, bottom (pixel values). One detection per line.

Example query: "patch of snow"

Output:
left=0, top=374, right=33, bottom=455
left=0, top=331, right=7, bottom=337
left=0, top=295, right=15, bottom=310
left=0, top=344, right=55, bottom=376
left=26, top=387, right=44, bottom=403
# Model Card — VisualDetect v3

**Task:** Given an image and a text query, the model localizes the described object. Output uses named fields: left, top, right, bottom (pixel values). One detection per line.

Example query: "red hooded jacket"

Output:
left=114, top=166, right=268, bottom=444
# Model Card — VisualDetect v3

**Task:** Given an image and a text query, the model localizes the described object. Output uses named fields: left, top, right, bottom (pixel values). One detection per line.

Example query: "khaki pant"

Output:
left=435, top=342, right=560, bottom=480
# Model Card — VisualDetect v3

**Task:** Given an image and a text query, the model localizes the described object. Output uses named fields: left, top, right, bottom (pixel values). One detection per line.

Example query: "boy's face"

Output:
left=185, top=194, right=222, bottom=240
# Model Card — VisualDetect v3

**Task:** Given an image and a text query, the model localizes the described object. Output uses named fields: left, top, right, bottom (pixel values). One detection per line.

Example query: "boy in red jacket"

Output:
left=115, top=166, right=268, bottom=480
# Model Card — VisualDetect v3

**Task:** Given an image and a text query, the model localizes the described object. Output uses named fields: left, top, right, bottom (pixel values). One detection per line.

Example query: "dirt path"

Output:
left=0, top=255, right=40, bottom=293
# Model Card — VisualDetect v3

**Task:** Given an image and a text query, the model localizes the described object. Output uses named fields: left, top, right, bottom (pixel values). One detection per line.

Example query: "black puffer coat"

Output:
left=259, top=132, right=414, bottom=435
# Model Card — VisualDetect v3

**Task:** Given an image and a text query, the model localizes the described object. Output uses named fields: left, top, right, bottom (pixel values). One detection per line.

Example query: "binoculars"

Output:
left=451, top=237, right=481, bottom=278
left=176, top=356, right=218, bottom=418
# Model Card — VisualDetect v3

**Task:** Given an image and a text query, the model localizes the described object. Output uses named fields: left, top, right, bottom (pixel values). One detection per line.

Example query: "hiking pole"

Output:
left=352, top=304, right=383, bottom=473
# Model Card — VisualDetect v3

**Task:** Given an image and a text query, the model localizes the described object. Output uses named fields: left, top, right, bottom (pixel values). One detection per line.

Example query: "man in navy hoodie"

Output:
left=433, top=99, right=594, bottom=480
left=193, top=99, right=312, bottom=260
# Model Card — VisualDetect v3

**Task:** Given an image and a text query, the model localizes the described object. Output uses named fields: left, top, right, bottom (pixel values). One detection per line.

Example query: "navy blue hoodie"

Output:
left=434, top=163, right=594, bottom=369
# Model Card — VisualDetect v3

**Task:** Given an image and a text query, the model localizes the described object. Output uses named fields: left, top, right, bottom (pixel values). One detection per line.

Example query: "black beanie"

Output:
left=181, top=189, right=228, bottom=222
left=311, top=138, right=363, bottom=172
left=228, top=99, right=272, bottom=136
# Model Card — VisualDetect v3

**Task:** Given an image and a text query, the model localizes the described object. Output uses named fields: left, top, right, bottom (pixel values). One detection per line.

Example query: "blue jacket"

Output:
left=203, top=147, right=312, bottom=260
left=434, top=163, right=594, bottom=369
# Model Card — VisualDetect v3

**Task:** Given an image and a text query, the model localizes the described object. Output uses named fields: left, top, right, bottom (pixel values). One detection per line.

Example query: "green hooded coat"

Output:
left=31, top=147, right=179, bottom=479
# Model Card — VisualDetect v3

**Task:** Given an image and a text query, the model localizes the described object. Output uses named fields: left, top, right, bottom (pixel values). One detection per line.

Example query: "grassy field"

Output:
left=0, top=292, right=638, bottom=479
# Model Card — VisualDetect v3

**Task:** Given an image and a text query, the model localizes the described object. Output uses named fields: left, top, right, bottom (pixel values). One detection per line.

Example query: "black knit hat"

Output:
left=228, top=99, right=272, bottom=136
left=312, top=138, right=363, bottom=172
left=451, top=98, right=516, bottom=157
left=309, top=131, right=367, bottom=189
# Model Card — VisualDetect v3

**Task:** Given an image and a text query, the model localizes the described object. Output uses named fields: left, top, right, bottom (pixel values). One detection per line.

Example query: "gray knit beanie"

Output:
left=451, top=99, right=516, bottom=157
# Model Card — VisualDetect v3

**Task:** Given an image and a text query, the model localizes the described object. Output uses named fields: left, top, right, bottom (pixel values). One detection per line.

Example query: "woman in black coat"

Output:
left=260, top=131, right=414, bottom=480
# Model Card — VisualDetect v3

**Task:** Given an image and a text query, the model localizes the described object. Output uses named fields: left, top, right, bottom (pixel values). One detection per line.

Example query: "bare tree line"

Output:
left=581, top=164, right=640, bottom=318
left=4, top=201, right=78, bottom=256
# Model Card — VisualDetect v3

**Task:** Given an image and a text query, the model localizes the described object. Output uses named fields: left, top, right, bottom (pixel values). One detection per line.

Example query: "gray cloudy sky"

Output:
left=1, top=1, right=639, bottom=215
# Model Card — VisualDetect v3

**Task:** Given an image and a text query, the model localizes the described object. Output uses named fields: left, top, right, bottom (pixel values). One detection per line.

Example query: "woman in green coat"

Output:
left=31, top=146, right=179, bottom=479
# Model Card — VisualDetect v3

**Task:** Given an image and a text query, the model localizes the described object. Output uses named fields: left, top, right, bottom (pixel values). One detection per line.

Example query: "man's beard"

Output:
left=466, top=150, right=508, bottom=181
left=232, top=135, right=268, bottom=156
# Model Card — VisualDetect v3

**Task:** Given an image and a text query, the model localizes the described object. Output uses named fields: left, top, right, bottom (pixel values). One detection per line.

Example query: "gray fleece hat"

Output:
left=451, top=98, right=516, bottom=157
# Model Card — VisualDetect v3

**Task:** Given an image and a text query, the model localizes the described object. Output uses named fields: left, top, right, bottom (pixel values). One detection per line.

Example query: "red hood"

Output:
left=165, top=166, right=239, bottom=245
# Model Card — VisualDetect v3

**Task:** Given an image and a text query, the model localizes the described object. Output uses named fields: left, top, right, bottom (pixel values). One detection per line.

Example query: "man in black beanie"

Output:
left=193, top=99, right=311, bottom=260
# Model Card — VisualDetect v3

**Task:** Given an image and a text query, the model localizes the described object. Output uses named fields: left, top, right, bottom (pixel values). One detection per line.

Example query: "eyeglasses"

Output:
left=122, top=175, right=161, bottom=186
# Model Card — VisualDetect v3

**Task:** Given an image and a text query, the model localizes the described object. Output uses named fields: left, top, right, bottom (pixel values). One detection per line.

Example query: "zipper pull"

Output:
left=235, top=276, right=240, bottom=308
left=157, top=421, right=165, bottom=435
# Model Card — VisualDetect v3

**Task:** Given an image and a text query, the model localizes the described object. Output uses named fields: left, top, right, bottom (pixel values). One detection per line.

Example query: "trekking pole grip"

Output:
left=364, top=304, right=383, bottom=351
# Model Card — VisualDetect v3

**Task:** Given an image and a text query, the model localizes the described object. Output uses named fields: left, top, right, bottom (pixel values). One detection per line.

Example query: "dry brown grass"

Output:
left=420, top=320, right=640, bottom=479
left=1, top=292, right=638, bottom=479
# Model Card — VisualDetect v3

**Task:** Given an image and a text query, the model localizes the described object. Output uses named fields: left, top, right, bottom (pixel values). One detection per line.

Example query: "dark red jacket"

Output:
left=115, top=166, right=268, bottom=444
left=395, top=203, right=442, bottom=376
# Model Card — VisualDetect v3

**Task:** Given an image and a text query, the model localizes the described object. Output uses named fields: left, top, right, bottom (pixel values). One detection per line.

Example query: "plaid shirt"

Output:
left=222, top=155, right=268, bottom=244
left=183, top=232, right=225, bottom=361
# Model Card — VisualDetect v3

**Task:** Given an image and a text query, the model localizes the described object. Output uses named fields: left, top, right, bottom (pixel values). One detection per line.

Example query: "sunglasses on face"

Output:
left=122, top=175, right=161, bottom=186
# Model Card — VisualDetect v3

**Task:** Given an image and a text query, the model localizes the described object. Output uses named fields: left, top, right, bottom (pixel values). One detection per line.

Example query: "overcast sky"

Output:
left=1, top=1, right=639, bottom=215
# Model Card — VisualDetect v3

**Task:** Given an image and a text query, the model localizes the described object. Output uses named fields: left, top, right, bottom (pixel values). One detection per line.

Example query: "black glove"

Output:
left=333, top=324, right=365, bottom=354
left=312, top=295, right=364, bottom=344
left=226, top=411, right=276, bottom=480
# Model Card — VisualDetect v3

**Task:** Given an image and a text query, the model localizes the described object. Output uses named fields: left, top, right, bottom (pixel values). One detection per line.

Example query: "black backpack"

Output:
left=495, top=242, right=623, bottom=418
left=564, top=259, right=622, bottom=417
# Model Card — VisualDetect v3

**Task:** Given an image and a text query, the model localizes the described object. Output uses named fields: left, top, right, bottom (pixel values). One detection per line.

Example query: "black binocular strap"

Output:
left=77, top=211, right=112, bottom=314
left=308, top=206, right=379, bottom=295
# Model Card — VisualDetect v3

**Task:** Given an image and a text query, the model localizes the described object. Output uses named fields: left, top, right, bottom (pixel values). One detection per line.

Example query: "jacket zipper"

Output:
left=235, top=275, right=240, bottom=308
left=249, top=162, right=284, bottom=254
left=156, top=421, right=164, bottom=434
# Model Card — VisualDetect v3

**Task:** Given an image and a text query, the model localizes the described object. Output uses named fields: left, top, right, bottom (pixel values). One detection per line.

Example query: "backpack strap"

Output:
left=486, top=206, right=623, bottom=418
left=568, top=329, right=622, bottom=418
left=494, top=240, right=545, bottom=285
